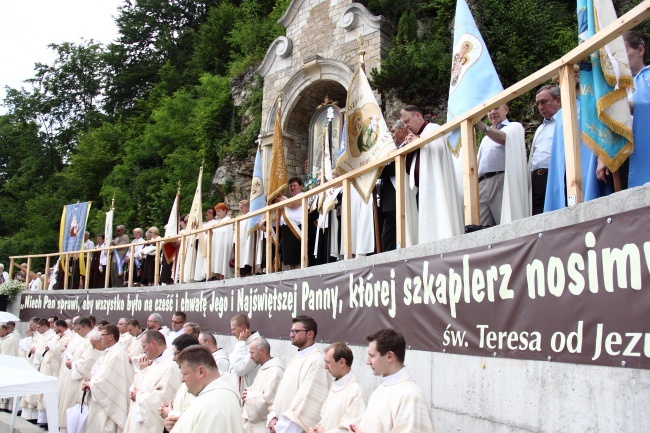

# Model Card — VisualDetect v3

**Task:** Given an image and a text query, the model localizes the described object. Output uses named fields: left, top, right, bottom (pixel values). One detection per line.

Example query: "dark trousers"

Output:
left=531, top=172, right=548, bottom=215
left=381, top=211, right=396, bottom=252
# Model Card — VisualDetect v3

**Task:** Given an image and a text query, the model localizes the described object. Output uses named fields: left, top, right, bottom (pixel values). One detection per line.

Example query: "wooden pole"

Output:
left=128, top=245, right=135, bottom=288
left=179, top=234, right=186, bottom=284
left=44, top=256, right=51, bottom=290
left=341, top=179, right=352, bottom=259
left=395, top=155, right=406, bottom=249
left=83, top=252, right=90, bottom=289
left=234, top=220, right=241, bottom=278
left=206, top=229, right=213, bottom=280
left=25, top=258, right=32, bottom=290
left=104, top=250, right=112, bottom=289
left=301, top=196, right=309, bottom=268
left=154, top=240, right=161, bottom=286
left=460, top=119, right=480, bottom=225
left=63, top=254, right=69, bottom=290
left=265, top=210, right=272, bottom=274
left=275, top=208, right=281, bottom=272
left=559, top=64, right=583, bottom=205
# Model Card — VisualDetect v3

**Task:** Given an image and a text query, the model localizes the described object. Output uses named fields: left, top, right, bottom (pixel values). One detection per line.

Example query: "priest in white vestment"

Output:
left=0, top=324, right=19, bottom=410
left=198, top=332, right=229, bottom=372
left=118, top=317, right=134, bottom=349
left=165, top=345, right=244, bottom=433
left=0, top=323, right=18, bottom=356
left=124, top=330, right=181, bottom=433
left=309, top=343, right=367, bottom=433
left=401, top=106, right=464, bottom=243
left=22, top=320, right=53, bottom=421
left=58, top=317, right=94, bottom=432
left=211, top=203, right=234, bottom=280
left=166, top=312, right=186, bottom=348
left=83, top=325, right=134, bottom=433
left=229, top=314, right=261, bottom=393
left=268, top=316, right=331, bottom=433
left=36, top=320, right=68, bottom=424
left=159, top=333, right=201, bottom=431
left=242, top=338, right=284, bottom=433
left=127, top=320, right=145, bottom=369
left=350, top=329, right=434, bottom=433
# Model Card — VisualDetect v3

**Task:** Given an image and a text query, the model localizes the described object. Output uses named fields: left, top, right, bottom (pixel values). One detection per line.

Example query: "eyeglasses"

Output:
left=290, top=329, right=307, bottom=335
left=171, top=320, right=184, bottom=324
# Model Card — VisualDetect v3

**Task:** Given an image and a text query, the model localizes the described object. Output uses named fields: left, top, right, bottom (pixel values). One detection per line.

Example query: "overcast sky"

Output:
left=0, top=0, right=122, bottom=110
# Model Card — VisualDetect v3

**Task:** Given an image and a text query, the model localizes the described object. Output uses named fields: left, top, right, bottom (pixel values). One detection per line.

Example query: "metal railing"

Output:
left=8, top=2, right=649, bottom=290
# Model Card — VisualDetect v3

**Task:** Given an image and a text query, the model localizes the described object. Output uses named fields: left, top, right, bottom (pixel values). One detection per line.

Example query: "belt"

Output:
left=532, top=168, right=548, bottom=176
left=478, top=171, right=504, bottom=182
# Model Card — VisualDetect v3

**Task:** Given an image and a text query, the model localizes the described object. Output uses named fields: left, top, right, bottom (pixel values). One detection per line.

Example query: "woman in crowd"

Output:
left=211, top=202, right=234, bottom=280
left=140, top=227, right=161, bottom=286
left=125, top=227, right=145, bottom=284
left=233, top=200, right=255, bottom=277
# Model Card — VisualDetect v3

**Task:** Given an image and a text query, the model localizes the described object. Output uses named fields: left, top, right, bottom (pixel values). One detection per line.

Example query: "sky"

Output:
left=0, top=0, right=123, bottom=110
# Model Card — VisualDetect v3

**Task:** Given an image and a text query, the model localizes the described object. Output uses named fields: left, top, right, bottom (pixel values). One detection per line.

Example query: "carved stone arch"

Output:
left=263, top=58, right=354, bottom=134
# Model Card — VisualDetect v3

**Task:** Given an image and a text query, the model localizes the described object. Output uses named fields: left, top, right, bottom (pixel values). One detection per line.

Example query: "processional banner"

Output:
left=163, top=191, right=180, bottom=264
left=59, top=202, right=91, bottom=253
left=446, top=0, right=503, bottom=156
left=336, top=66, right=395, bottom=203
left=577, top=0, right=634, bottom=171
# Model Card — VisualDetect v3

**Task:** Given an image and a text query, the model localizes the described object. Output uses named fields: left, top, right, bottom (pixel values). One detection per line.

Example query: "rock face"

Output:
left=211, top=153, right=256, bottom=215
left=211, top=69, right=259, bottom=216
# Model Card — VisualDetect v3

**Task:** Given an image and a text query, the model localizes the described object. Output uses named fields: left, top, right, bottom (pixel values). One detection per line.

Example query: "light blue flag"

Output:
left=447, top=0, right=503, bottom=156
left=246, top=146, right=265, bottom=235
left=544, top=104, right=613, bottom=212
left=577, top=0, right=633, bottom=172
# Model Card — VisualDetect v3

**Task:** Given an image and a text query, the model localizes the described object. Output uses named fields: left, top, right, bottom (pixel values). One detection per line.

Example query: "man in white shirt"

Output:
left=529, top=85, right=562, bottom=215
left=475, top=104, right=529, bottom=225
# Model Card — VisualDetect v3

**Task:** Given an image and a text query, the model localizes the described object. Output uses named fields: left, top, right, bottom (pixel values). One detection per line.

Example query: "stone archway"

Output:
left=282, top=79, right=348, bottom=179
left=254, top=0, right=391, bottom=183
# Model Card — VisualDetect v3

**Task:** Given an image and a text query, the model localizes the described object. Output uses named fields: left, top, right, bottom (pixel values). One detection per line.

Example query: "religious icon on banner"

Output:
left=450, top=38, right=479, bottom=89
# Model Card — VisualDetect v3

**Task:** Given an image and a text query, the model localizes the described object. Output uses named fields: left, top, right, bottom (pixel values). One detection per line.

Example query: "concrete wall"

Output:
left=9, top=185, right=650, bottom=432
